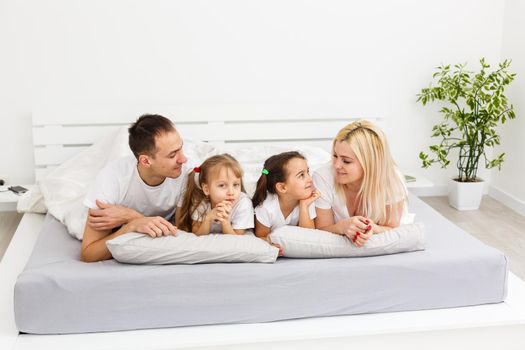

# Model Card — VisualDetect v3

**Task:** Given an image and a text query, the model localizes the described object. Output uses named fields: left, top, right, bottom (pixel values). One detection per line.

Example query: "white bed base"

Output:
left=2, top=105, right=525, bottom=350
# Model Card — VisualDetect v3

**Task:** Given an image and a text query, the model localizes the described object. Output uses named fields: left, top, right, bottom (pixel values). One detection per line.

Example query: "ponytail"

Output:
left=178, top=171, right=207, bottom=232
left=252, top=173, right=269, bottom=209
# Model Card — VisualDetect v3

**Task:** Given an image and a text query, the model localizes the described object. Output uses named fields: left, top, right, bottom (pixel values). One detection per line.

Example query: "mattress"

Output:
left=14, top=194, right=508, bottom=334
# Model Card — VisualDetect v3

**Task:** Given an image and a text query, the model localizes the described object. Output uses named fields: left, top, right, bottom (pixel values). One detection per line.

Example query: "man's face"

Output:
left=148, top=130, right=187, bottom=179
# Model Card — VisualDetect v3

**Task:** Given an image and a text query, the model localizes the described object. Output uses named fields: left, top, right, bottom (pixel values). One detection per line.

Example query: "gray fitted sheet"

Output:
left=14, top=194, right=508, bottom=334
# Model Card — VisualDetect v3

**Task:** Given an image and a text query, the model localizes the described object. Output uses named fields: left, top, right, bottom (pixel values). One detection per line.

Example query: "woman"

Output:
left=313, top=120, right=407, bottom=247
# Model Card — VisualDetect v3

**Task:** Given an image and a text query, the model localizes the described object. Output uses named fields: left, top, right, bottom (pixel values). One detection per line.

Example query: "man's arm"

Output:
left=87, top=200, right=144, bottom=231
left=80, top=220, right=127, bottom=262
left=80, top=216, right=178, bottom=262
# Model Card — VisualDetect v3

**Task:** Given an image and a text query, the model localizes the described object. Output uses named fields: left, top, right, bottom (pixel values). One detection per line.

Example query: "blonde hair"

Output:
left=178, top=154, right=246, bottom=232
left=332, top=120, right=406, bottom=225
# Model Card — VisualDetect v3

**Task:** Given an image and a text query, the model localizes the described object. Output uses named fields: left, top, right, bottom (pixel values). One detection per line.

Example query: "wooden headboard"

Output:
left=32, top=104, right=380, bottom=181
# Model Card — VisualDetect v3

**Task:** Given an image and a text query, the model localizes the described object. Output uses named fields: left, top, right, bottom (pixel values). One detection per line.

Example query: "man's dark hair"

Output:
left=128, top=114, right=175, bottom=158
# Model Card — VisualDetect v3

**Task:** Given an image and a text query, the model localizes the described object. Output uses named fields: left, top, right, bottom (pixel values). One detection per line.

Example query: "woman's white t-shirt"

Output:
left=312, top=162, right=350, bottom=223
left=254, top=193, right=317, bottom=230
left=312, top=162, right=411, bottom=224
left=191, top=192, right=254, bottom=233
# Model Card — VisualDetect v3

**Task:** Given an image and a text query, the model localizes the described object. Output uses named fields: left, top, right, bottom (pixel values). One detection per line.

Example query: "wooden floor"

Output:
left=1, top=196, right=524, bottom=280
left=0, top=211, right=22, bottom=262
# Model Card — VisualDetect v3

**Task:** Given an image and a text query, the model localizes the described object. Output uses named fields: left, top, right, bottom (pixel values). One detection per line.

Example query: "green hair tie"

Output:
left=261, top=168, right=269, bottom=175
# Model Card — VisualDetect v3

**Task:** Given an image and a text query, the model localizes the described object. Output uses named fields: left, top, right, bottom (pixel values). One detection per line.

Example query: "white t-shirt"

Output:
left=254, top=193, right=317, bottom=230
left=191, top=192, right=254, bottom=233
left=84, top=155, right=189, bottom=221
left=312, top=162, right=349, bottom=223
left=312, top=162, right=410, bottom=224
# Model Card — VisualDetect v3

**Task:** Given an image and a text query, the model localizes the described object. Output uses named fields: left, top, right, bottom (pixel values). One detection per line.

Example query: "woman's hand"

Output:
left=339, top=216, right=368, bottom=236
left=351, top=224, right=373, bottom=247
left=339, top=216, right=374, bottom=247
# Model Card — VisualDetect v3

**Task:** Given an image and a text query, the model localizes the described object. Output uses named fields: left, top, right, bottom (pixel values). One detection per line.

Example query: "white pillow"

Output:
left=107, top=231, right=279, bottom=264
left=269, top=223, right=425, bottom=258
left=17, top=185, right=47, bottom=214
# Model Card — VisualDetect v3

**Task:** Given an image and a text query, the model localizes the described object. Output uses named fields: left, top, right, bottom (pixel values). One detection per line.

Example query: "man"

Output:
left=80, top=114, right=188, bottom=262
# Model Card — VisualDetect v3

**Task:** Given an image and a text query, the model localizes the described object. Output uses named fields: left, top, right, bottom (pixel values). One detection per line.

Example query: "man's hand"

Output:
left=88, top=200, right=143, bottom=230
left=128, top=216, right=178, bottom=238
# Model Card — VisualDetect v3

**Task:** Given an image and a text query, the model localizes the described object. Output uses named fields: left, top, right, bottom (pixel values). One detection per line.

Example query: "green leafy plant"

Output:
left=417, top=58, right=516, bottom=182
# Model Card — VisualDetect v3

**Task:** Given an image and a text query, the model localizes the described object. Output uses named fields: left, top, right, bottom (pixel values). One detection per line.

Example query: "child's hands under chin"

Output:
left=299, top=189, right=320, bottom=207
left=215, top=200, right=233, bottom=223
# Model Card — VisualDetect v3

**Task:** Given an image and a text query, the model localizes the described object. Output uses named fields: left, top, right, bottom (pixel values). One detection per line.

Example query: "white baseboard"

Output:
left=489, top=186, right=525, bottom=217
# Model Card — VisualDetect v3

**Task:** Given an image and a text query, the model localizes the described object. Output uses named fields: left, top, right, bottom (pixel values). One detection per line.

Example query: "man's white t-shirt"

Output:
left=254, top=193, right=317, bottom=230
left=312, top=161, right=411, bottom=224
left=84, top=155, right=189, bottom=221
left=191, top=192, right=254, bottom=233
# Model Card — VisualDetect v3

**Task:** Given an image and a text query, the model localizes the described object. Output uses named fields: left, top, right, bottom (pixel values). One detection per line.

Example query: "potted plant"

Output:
left=417, top=58, right=516, bottom=210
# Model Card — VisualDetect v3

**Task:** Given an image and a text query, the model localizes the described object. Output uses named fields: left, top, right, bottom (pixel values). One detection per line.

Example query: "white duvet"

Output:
left=20, top=127, right=332, bottom=240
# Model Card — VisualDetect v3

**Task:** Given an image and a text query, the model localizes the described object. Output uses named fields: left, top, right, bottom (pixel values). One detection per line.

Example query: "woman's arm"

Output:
left=314, top=207, right=343, bottom=234
left=370, top=200, right=405, bottom=234
left=315, top=207, right=370, bottom=244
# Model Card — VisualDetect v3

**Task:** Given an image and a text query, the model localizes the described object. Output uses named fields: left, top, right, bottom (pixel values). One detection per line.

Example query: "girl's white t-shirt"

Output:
left=312, top=162, right=411, bottom=224
left=254, top=193, right=317, bottom=230
left=191, top=192, right=254, bottom=233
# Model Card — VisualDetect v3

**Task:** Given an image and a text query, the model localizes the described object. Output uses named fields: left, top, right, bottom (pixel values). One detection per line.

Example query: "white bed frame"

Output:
left=2, top=105, right=525, bottom=350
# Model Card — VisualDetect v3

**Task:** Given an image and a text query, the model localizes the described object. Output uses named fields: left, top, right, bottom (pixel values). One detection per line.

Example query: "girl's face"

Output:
left=280, top=157, right=314, bottom=200
left=202, top=167, right=242, bottom=207
left=332, top=141, right=364, bottom=187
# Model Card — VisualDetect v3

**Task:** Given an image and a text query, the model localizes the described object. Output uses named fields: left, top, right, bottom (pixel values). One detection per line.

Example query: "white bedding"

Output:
left=22, top=126, right=333, bottom=240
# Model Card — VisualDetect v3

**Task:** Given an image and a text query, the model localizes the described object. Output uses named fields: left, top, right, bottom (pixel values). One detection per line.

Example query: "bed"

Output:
left=2, top=105, right=525, bottom=349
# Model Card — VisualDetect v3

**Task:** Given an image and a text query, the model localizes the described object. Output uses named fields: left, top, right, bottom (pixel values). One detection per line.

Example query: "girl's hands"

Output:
left=215, top=200, right=233, bottom=223
left=299, top=189, right=321, bottom=208
left=265, top=236, right=284, bottom=257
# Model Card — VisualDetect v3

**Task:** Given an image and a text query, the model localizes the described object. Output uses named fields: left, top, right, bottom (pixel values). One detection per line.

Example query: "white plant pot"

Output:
left=448, top=178, right=484, bottom=211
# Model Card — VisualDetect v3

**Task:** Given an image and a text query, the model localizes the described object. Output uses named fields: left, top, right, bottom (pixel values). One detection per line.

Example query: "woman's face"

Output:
left=332, top=141, right=364, bottom=187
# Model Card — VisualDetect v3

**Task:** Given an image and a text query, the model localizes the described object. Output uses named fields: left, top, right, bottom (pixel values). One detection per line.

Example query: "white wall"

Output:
left=0, top=0, right=505, bottom=188
left=489, top=0, right=525, bottom=214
